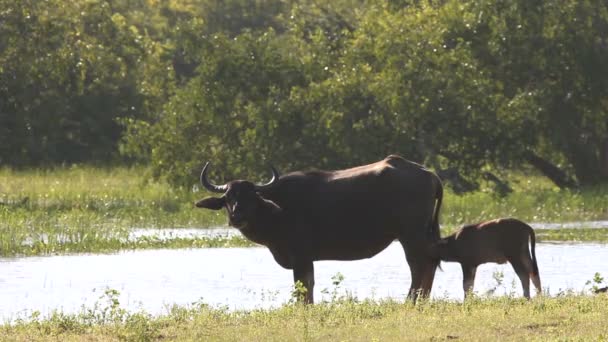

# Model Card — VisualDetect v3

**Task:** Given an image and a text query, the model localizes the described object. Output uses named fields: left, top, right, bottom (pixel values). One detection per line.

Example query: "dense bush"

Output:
left=1, top=0, right=607, bottom=187
left=0, top=0, right=163, bottom=165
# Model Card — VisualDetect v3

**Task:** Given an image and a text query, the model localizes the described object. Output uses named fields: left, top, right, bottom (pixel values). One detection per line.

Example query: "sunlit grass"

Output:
left=534, top=228, right=608, bottom=243
left=0, top=166, right=607, bottom=257
left=0, top=166, right=220, bottom=223
left=2, top=288, right=608, bottom=341
left=0, top=166, right=227, bottom=256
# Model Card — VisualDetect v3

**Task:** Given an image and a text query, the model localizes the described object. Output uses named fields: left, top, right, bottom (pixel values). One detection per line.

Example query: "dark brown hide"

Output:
left=196, top=155, right=443, bottom=303
left=434, top=218, right=542, bottom=299
left=595, top=286, right=608, bottom=294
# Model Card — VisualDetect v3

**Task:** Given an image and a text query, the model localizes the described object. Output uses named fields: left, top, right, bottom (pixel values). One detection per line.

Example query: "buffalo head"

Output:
left=195, top=162, right=281, bottom=229
left=429, top=238, right=453, bottom=262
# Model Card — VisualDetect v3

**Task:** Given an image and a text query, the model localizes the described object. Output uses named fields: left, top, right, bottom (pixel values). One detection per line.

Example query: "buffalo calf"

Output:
left=434, top=218, right=541, bottom=299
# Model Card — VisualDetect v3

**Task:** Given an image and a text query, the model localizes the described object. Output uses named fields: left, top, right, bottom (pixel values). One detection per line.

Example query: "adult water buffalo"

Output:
left=195, top=155, right=443, bottom=303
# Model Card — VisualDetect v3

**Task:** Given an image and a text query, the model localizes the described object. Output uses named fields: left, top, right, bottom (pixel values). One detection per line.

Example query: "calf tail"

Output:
left=529, top=227, right=540, bottom=276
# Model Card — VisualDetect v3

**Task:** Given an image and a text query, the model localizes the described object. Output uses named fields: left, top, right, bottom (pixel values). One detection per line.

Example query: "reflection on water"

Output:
left=128, top=220, right=608, bottom=241
left=17, top=220, right=608, bottom=248
left=128, top=227, right=236, bottom=240
left=1, top=242, right=607, bottom=321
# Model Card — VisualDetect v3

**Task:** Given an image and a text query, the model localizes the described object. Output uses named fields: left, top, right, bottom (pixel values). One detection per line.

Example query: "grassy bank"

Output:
left=0, top=166, right=224, bottom=256
left=0, top=166, right=224, bottom=227
left=1, top=166, right=607, bottom=257
left=2, top=291, right=608, bottom=341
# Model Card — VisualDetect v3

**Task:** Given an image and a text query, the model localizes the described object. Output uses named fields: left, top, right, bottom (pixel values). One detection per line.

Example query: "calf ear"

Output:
left=195, top=197, right=225, bottom=210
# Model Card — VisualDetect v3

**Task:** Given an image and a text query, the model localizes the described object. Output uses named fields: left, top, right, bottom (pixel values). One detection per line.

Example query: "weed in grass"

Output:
left=585, top=272, right=606, bottom=294
left=484, top=270, right=505, bottom=297
left=320, top=272, right=348, bottom=303
left=535, top=228, right=608, bottom=242
left=290, top=281, right=309, bottom=304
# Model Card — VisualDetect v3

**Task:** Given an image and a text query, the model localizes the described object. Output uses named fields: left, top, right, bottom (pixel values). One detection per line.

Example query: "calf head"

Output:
left=430, top=237, right=457, bottom=262
left=195, top=162, right=282, bottom=229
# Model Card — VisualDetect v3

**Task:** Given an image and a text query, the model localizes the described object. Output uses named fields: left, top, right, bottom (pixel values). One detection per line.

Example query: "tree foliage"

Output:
left=0, top=0, right=172, bottom=165
left=2, top=0, right=607, bottom=188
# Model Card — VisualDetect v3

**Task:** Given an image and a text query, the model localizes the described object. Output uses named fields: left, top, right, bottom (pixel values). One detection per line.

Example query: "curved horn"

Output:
left=200, top=162, right=227, bottom=193
left=254, top=165, right=280, bottom=191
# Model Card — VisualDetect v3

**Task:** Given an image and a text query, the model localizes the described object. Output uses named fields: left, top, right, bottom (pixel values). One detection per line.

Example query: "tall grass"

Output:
left=0, top=166, right=220, bottom=225
left=0, top=166, right=607, bottom=256
left=0, top=166, right=226, bottom=256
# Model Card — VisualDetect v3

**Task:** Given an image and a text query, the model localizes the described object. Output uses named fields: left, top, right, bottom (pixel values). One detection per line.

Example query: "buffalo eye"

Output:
left=226, top=190, right=241, bottom=205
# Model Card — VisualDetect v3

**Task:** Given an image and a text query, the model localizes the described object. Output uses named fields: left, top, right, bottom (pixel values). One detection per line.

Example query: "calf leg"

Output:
left=531, top=273, right=542, bottom=295
left=293, top=260, right=315, bottom=304
left=461, top=264, right=477, bottom=298
left=520, top=249, right=542, bottom=296
left=524, top=250, right=542, bottom=295
left=509, top=259, right=531, bottom=299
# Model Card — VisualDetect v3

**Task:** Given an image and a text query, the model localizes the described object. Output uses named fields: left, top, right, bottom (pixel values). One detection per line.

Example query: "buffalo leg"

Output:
left=400, top=240, right=437, bottom=301
left=293, top=260, right=315, bottom=304
left=461, top=264, right=477, bottom=298
left=510, top=259, right=531, bottom=299
left=420, top=257, right=439, bottom=298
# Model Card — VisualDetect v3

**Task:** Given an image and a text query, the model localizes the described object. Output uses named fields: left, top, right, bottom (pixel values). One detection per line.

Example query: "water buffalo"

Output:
left=433, top=218, right=542, bottom=298
left=195, top=155, right=443, bottom=303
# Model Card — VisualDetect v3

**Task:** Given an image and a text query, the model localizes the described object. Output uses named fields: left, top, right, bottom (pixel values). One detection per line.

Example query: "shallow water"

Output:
left=15, top=220, right=608, bottom=248
left=1, top=242, right=607, bottom=322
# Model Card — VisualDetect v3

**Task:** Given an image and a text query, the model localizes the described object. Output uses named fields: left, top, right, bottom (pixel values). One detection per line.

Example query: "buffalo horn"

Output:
left=200, top=162, right=227, bottom=193
left=255, top=165, right=280, bottom=190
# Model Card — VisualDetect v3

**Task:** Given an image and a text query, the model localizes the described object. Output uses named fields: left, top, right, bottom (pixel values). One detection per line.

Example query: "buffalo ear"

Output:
left=195, top=197, right=225, bottom=210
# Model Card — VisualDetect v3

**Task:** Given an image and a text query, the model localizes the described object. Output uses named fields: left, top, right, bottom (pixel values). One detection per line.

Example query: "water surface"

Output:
left=128, top=220, right=608, bottom=241
left=1, top=242, right=606, bottom=322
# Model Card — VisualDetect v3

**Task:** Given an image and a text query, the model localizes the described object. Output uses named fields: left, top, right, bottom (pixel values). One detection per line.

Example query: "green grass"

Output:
left=2, top=290, right=608, bottom=341
left=535, top=228, right=608, bottom=243
left=441, top=172, right=608, bottom=224
left=0, top=166, right=607, bottom=257
left=437, top=226, right=608, bottom=243
left=0, top=166, right=224, bottom=227
left=0, top=166, right=227, bottom=256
